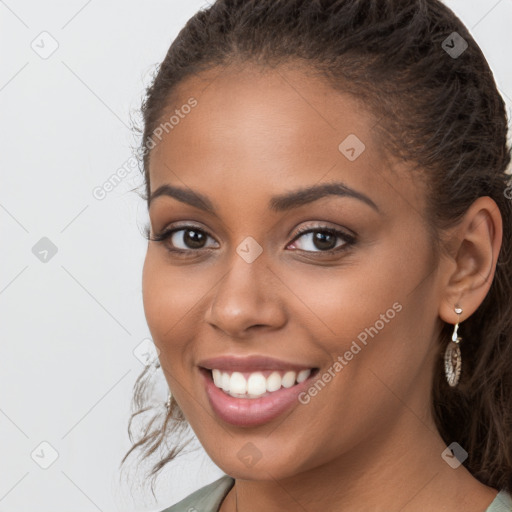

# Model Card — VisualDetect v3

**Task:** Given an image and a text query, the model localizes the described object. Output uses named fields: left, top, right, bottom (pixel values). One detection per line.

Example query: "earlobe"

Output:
left=438, top=196, right=503, bottom=324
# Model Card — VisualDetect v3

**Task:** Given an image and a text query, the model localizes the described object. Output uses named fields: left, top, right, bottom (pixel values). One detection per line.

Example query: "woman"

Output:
left=122, top=0, right=512, bottom=510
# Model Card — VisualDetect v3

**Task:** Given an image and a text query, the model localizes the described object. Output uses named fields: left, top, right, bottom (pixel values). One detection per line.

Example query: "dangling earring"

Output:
left=444, top=305, right=463, bottom=387
left=150, top=358, right=171, bottom=412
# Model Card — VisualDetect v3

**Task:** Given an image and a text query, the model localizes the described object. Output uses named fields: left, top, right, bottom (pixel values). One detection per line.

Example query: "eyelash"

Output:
left=147, top=223, right=356, bottom=258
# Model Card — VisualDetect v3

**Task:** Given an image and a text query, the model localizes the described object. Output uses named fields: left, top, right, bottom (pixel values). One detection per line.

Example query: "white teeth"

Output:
left=266, top=371, right=282, bottom=392
left=281, top=371, right=296, bottom=388
left=230, top=372, right=247, bottom=394
left=247, top=372, right=267, bottom=396
left=210, top=368, right=313, bottom=398
left=212, top=369, right=222, bottom=387
left=221, top=372, right=230, bottom=392
left=297, top=369, right=311, bottom=383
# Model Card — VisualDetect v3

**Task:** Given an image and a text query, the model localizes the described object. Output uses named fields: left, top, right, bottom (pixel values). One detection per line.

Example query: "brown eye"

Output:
left=174, top=228, right=209, bottom=249
left=288, top=226, right=356, bottom=253
left=149, top=226, right=218, bottom=252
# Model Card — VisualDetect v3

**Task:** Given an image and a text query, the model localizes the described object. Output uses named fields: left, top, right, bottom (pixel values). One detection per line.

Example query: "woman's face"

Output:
left=142, top=64, right=445, bottom=479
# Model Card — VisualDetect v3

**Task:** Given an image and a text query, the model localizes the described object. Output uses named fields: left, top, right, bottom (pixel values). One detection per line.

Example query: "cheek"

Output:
left=274, top=257, right=404, bottom=344
left=142, top=252, right=166, bottom=341
left=277, top=239, right=434, bottom=384
left=141, top=251, right=201, bottom=406
left=141, top=250, right=191, bottom=351
left=141, top=248, right=216, bottom=355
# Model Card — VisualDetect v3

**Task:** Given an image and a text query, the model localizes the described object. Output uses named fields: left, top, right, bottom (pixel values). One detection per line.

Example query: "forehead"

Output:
left=148, top=63, right=425, bottom=216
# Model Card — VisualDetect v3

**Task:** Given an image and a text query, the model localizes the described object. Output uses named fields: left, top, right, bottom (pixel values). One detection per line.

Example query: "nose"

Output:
left=204, top=250, right=288, bottom=339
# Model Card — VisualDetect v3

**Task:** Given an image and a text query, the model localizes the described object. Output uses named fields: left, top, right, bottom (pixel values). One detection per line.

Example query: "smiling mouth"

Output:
left=202, top=367, right=320, bottom=399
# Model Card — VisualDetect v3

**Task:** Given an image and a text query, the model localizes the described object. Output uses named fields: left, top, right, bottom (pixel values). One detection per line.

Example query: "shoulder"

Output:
left=486, top=489, right=512, bottom=512
left=157, top=474, right=235, bottom=512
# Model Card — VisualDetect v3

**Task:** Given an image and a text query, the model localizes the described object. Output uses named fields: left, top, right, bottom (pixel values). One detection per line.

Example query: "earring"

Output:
left=165, top=391, right=171, bottom=412
left=444, top=306, right=463, bottom=387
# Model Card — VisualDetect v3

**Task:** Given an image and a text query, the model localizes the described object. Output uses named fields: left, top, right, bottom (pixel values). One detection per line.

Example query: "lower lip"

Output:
left=199, top=367, right=318, bottom=427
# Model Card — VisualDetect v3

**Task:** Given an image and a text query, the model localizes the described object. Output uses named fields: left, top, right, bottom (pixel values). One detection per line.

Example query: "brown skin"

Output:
left=142, top=64, right=502, bottom=512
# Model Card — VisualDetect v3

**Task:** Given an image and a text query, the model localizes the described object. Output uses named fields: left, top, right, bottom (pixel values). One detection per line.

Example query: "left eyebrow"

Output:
left=148, top=181, right=379, bottom=213
left=268, top=181, right=379, bottom=212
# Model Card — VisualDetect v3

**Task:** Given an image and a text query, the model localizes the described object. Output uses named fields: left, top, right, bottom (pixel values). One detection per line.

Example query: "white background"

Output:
left=1, top=1, right=511, bottom=511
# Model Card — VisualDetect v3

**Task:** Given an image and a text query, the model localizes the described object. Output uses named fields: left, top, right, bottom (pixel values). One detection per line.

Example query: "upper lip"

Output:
left=198, top=355, right=316, bottom=372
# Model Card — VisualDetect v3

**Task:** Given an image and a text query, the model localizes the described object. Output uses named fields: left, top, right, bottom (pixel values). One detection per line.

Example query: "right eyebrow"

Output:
left=149, top=184, right=214, bottom=212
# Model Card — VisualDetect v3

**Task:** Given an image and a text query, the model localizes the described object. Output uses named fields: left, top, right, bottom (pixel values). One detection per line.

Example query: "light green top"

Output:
left=160, top=475, right=512, bottom=512
left=160, top=475, right=234, bottom=512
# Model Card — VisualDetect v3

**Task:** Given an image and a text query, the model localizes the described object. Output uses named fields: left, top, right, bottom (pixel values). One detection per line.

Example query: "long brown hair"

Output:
left=121, top=0, right=512, bottom=495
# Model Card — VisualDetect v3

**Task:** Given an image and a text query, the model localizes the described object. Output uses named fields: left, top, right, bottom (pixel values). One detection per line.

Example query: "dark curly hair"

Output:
left=121, top=0, right=512, bottom=497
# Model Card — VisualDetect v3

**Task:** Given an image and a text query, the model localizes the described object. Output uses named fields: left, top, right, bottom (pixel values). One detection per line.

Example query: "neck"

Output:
left=222, top=410, right=497, bottom=512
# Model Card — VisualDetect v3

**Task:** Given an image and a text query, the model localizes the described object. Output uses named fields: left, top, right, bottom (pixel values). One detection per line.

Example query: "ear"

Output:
left=438, top=196, right=503, bottom=324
